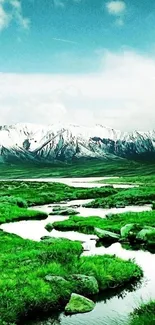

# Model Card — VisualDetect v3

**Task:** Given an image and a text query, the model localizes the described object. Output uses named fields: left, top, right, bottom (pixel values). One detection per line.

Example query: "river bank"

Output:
left=0, top=177, right=155, bottom=324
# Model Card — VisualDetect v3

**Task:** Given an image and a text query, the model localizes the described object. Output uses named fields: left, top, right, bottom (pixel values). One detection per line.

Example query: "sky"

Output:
left=0, top=0, right=155, bottom=130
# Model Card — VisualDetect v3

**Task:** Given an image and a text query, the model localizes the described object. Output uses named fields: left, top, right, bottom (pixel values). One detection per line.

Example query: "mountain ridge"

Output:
left=0, top=123, right=155, bottom=163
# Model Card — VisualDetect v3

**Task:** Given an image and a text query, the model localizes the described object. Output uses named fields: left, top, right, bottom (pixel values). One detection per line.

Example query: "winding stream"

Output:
left=1, top=177, right=154, bottom=325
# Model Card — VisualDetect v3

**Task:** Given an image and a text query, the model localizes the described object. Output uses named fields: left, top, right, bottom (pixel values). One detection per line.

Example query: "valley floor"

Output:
left=0, top=166, right=155, bottom=324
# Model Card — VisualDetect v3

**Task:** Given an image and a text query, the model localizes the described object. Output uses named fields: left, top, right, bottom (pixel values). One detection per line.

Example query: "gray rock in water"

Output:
left=50, top=208, right=79, bottom=216
left=67, top=274, right=99, bottom=295
left=94, top=228, right=120, bottom=243
left=65, top=293, right=95, bottom=315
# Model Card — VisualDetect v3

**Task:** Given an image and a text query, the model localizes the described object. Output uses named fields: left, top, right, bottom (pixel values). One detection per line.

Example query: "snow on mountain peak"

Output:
left=0, top=123, right=155, bottom=163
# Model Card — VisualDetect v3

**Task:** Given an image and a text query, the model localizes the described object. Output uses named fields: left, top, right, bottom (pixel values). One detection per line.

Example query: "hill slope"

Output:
left=0, top=123, right=155, bottom=163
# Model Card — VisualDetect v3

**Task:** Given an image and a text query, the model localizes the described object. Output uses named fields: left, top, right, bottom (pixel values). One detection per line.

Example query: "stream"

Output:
left=2, top=176, right=138, bottom=189
left=1, top=177, right=154, bottom=325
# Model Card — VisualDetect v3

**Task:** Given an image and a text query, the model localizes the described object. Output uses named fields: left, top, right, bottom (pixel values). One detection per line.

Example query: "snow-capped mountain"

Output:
left=0, top=123, right=155, bottom=163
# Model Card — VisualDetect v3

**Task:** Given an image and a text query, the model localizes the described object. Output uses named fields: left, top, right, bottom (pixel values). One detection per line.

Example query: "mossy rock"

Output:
left=44, top=275, right=72, bottom=299
left=121, top=224, right=143, bottom=242
left=67, top=274, right=99, bottom=296
left=136, top=227, right=155, bottom=246
left=94, top=228, right=120, bottom=243
left=50, top=208, right=79, bottom=216
left=45, top=223, right=53, bottom=232
left=45, top=275, right=68, bottom=285
left=65, top=293, right=95, bottom=315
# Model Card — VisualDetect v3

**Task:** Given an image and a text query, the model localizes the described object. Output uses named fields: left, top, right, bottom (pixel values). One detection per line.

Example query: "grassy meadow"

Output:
left=0, top=161, right=155, bottom=323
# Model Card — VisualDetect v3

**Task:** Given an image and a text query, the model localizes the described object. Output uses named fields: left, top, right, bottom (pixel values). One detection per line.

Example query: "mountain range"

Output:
left=0, top=123, right=155, bottom=164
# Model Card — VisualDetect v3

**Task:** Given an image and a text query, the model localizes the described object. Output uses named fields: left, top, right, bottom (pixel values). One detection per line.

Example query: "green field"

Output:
left=0, top=161, right=154, bottom=324
left=0, top=159, right=155, bottom=179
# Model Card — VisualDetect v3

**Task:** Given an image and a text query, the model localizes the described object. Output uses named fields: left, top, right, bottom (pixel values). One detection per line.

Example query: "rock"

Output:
left=41, top=237, right=72, bottom=244
left=50, top=208, right=79, bottom=216
left=45, top=223, right=54, bottom=232
left=67, top=274, right=99, bottom=296
left=65, top=293, right=95, bottom=315
left=94, top=228, right=120, bottom=243
left=45, top=275, right=68, bottom=285
left=52, top=206, right=66, bottom=211
left=41, top=236, right=53, bottom=241
left=120, top=224, right=142, bottom=242
left=136, top=227, right=155, bottom=246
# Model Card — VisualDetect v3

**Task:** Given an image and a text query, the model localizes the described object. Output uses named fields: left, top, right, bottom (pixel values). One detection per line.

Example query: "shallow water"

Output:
left=2, top=176, right=138, bottom=189
left=0, top=199, right=151, bottom=242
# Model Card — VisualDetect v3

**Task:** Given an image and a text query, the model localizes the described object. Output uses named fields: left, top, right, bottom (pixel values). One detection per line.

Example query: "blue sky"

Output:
left=0, top=0, right=155, bottom=129
left=0, top=0, right=155, bottom=73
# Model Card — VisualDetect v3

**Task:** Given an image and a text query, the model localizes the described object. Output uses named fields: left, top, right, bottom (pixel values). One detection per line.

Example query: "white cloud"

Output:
left=106, top=1, right=126, bottom=15
left=0, top=4, right=11, bottom=30
left=0, top=0, right=30, bottom=31
left=1, top=50, right=155, bottom=131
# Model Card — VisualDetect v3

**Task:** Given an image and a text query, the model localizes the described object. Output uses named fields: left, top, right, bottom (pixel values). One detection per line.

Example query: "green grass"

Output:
left=78, top=255, right=142, bottom=291
left=0, top=159, right=154, bottom=179
left=0, top=173, right=153, bottom=323
left=85, top=187, right=155, bottom=208
left=53, top=210, right=155, bottom=235
left=0, top=232, right=142, bottom=324
left=99, top=175, right=155, bottom=186
left=0, top=180, right=118, bottom=207
left=128, top=301, right=155, bottom=325
left=0, top=203, right=47, bottom=224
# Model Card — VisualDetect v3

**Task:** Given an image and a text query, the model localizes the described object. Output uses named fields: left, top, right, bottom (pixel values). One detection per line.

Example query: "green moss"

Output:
left=65, top=293, right=95, bottom=315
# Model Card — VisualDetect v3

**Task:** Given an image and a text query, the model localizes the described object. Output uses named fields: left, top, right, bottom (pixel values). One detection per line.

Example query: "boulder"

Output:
left=136, top=227, right=155, bottom=246
left=45, top=275, right=68, bottom=285
left=94, top=228, right=120, bottom=243
left=120, top=224, right=142, bottom=241
left=45, top=223, right=53, bottom=232
left=50, top=208, right=79, bottom=216
left=65, top=293, right=95, bottom=315
left=67, top=274, right=99, bottom=296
